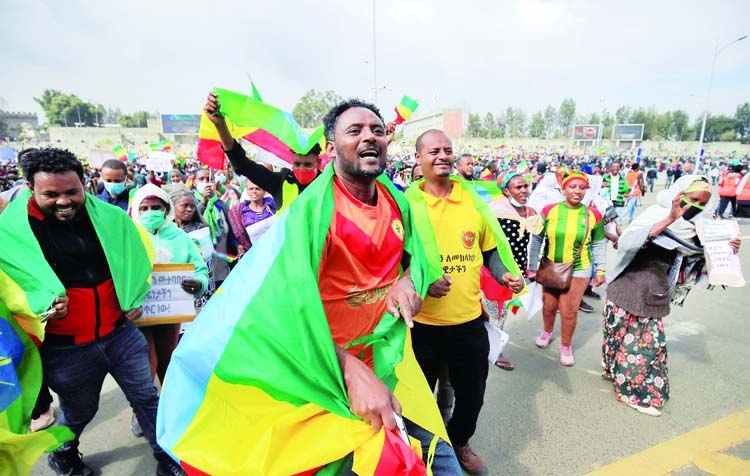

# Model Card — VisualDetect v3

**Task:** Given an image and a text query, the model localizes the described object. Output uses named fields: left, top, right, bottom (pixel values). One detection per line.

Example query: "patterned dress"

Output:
left=482, top=216, right=530, bottom=329
left=601, top=300, right=669, bottom=408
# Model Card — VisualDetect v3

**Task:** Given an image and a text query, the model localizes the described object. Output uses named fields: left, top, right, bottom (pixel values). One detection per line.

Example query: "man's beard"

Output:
left=335, top=150, right=386, bottom=179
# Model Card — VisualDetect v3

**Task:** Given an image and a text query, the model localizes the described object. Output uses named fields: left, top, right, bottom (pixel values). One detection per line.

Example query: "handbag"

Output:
left=535, top=209, right=589, bottom=291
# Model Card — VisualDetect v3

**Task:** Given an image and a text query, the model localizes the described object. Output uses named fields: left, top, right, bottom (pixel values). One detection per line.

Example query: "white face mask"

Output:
left=195, top=182, right=208, bottom=194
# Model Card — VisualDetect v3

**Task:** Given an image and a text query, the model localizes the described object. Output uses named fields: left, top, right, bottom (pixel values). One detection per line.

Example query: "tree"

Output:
left=528, top=111, right=545, bottom=138
left=483, top=112, right=496, bottom=138
left=0, top=120, right=8, bottom=138
left=292, top=89, right=342, bottom=128
left=118, top=111, right=149, bottom=128
left=630, top=107, right=657, bottom=140
left=615, top=106, right=632, bottom=124
left=694, top=114, right=736, bottom=142
left=467, top=113, right=484, bottom=137
left=495, top=111, right=507, bottom=138
left=543, top=105, right=558, bottom=138
left=735, top=102, right=750, bottom=143
left=505, top=107, right=527, bottom=138
left=558, top=98, right=576, bottom=138
left=33, top=89, right=102, bottom=127
left=671, top=110, right=690, bottom=141
left=602, top=110, right=614, bottom=139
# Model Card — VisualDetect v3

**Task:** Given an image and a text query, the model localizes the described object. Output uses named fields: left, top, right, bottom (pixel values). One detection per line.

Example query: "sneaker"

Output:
left=578, top=300, right=594, bottom=313
left=48, top=449, right=94, bottom=476
left=455, top=444, right=486, bottom=475
left=157, top=457, right=187, bottom=476
left=30, top=404, right=55, bottom=432
left=535, top=331, right=553, bottom=349
left=619, top=396, right=662, bottom=417
left=131, top=414, right=144, bottom=438
left=583, top=287, right=601, bottom=300
left=560, top=345, right=576, bottom=366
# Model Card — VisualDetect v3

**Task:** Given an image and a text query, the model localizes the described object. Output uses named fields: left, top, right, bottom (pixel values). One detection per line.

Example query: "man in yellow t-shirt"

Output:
left=406, top=129, right=523, bottom=475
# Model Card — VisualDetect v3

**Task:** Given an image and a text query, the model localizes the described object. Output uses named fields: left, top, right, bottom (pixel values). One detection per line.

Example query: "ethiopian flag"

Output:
left=157, top=164, right=447, bottom=475
left=394, top=96, right=419, bottom=125
left=0, top=299, right=74, bottom=476
left=0, top=191, right=155, bottom=345
left=197, top=87, right=324, bottom=170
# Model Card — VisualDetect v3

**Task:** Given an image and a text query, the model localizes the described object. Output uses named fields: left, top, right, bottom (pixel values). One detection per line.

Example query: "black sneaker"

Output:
left=579, top=300, right=594, bottom=313
left=583, top=287, right=601, bottom=300
left=157, top=457, right=187, bottom=476
left=48, top=449, right=94, bottom=476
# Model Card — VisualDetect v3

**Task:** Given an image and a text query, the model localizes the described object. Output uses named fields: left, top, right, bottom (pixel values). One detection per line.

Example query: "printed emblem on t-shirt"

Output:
left=461, top=230, right=475, bottom=249
left=391, top=219, right=404, bottom=241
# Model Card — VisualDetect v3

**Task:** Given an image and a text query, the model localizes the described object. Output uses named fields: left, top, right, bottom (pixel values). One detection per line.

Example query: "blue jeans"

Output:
left=625, top=197, right=638, bottom=224
left=42, top=322, right=164, bottom=458
left=404, top=419, right=463, bottom=476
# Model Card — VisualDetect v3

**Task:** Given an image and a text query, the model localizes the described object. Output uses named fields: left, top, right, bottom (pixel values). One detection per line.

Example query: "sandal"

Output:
left=494, top=355, right=514, bottom=371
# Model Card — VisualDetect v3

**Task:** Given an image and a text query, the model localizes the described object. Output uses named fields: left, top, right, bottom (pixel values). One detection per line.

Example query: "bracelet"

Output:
left=595, top=269, right=606, bottom=276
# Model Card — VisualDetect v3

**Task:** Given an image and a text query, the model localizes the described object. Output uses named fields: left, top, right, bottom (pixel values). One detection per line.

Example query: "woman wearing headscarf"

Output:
left=130, top=183, right=209, bottom=435
left=527, top=172, right=607, bottom=366
left=602, top=175, right=740, bottom=416
left=484, top=172, right=543, bottom=370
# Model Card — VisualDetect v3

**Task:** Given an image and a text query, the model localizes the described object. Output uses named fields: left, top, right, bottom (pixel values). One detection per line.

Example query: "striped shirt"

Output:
left=540, top=203, right=605, bottom=271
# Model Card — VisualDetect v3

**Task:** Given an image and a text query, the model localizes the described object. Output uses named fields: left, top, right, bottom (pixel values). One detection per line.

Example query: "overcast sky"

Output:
left=2, top=0, right=748, bottom=124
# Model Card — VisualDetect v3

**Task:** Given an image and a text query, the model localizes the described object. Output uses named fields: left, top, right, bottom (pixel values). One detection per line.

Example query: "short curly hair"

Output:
left=20, top=148, right=84, bottom=185
left=323, top=98, right=384, bottom=142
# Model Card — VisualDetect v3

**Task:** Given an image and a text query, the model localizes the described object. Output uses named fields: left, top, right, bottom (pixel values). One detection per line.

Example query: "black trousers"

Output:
left=411, top=316, right=489, bottom=447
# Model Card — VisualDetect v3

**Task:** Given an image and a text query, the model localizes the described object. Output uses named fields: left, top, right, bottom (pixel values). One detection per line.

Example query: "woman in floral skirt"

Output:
left=602, top=175, right=740, bottom=416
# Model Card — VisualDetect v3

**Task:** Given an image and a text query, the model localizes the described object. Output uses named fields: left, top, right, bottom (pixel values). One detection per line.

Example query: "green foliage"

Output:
left=615, top=106, right=631, bottom=124
left=671, top=110, right=690, bottom=141
left=0, top=120, right=8, bottom=137
left=505, top=107, right=527, bottom=138
left=528, top=111, right=545, bottom=138
left=467, top=113, right=484, bottom=137
left=292, top=89, right=342, bottom=128
left=483, top=112, right=498, bottom=138
left=33, top=89, right=107, bottom=127
left=543, top=105, right=557, bottom=138
left=735, top=102, right=750, bottom=143
left=118, top=111, right=149, bottom=128
left=558, top=98, right=576, bottom=137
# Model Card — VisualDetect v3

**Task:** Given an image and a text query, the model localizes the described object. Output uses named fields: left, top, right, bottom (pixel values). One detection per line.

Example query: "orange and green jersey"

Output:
left=319, top=177, right=405, bottom=368
left=415, top=179, right=496, bottom=326
left=540, top=202, right=604, bottom=271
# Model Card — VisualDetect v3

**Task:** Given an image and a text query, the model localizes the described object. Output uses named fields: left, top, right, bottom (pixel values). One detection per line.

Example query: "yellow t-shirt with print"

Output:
left=415, top=180, right=496, bottom=326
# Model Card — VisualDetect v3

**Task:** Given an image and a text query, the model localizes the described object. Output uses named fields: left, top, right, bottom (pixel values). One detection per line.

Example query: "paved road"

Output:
left=31, top=183, right=750, bottom=476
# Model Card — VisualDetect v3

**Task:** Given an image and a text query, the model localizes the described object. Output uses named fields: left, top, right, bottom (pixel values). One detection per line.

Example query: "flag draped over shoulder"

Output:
left=0, top=299, right=74, bottom=476
left=157, top=164, right=446, bottom=476
left=197, top=87, right=324, bottom=170
left=404, top=176, right=526, bottom=298
left=0, top=192, right=154, bottom=345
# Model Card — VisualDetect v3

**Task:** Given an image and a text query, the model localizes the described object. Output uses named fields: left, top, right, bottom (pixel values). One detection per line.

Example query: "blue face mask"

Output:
left=217, top=174, right=227, bottom=184
left=103, top=181, right=126, bottom=196
left=139, top=209, right=166, bottom=231
left=508, top=196, right=525, bottom=208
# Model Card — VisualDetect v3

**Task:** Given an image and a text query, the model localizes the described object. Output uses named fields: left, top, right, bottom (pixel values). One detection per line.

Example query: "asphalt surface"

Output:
left=30, top=182, right=750, bottom=476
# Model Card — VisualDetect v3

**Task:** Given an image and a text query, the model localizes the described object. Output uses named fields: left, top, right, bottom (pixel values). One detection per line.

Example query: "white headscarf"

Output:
left=629, top=174, right=711, bottom=249
left=131, top=183, right=175, bottom=228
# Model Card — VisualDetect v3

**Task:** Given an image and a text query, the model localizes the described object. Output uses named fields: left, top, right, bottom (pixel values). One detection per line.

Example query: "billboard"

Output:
left=161, top=114, right=201, bottom=135
left=572, top=125, right=601, bottom=141
left=612, top=124, right=644, bottom=141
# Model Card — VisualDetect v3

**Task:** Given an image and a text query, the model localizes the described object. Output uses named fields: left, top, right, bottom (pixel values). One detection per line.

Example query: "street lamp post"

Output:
left=696, top=35, right=748, bottom=167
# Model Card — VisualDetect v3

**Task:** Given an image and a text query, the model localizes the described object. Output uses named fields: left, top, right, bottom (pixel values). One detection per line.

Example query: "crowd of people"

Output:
left=0, top=94, right=746, bottom=476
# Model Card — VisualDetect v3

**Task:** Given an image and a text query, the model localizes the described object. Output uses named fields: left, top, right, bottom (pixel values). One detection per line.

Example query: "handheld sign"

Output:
left=137, top=263, right=197, bottom=326
left=245, top=215, right=276, bottom=245
left=147, top=151, right=175, bottom=172
left=695, top=219, right=745, bottom=287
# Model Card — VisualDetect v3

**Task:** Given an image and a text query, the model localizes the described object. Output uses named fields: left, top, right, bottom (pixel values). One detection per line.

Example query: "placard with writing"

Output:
left=137, top=263, right=197, bottom=326
left=695, top=219, right=745, bottom=287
